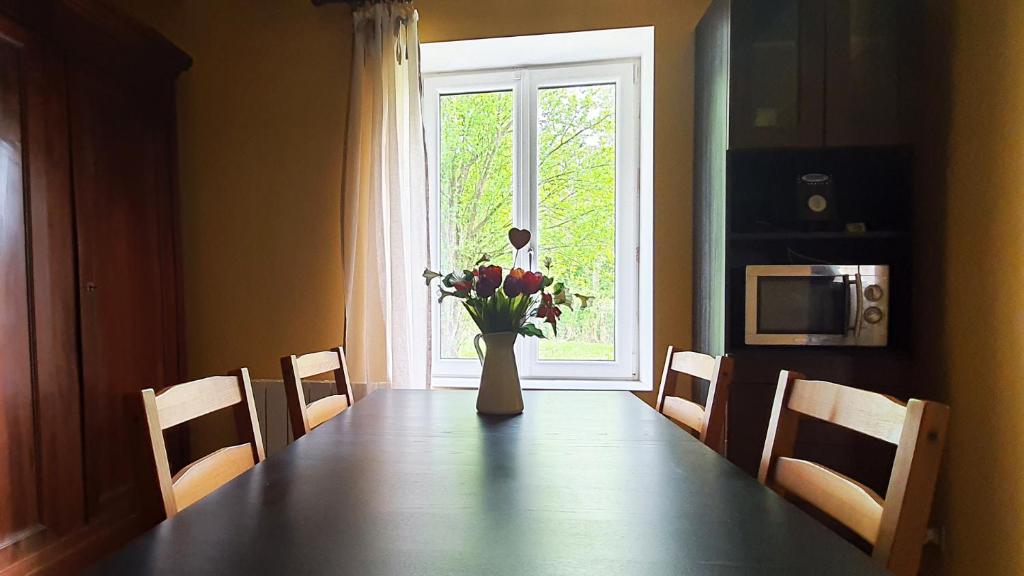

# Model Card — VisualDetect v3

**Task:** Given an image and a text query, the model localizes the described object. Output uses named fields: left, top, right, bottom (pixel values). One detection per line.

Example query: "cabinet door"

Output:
left=729, top=0, right=825, bottom=149
left=69, top=62, right=179, bottom=523
left=0, top=21, right=84, bottom=568
left=0, top=33, right=43, bottom=565
left=825, top=0, right=910, bottom=145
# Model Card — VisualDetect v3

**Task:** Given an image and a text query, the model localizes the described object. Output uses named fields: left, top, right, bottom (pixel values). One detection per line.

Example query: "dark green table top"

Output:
left=92, top=390, right=886, bottom=575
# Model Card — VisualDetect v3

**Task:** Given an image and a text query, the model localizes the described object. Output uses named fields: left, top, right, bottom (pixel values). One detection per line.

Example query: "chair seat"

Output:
left=773, top=456, right=884, bottom=544
left=660, top=395, right=706, bottom=434
left=306, top=395, right=350, bottom=430
left=172, top=444, right=256, bottom=512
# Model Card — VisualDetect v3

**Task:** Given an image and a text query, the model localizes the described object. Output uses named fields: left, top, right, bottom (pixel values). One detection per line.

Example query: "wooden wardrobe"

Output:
left=0, top=1, right=188, bottom=573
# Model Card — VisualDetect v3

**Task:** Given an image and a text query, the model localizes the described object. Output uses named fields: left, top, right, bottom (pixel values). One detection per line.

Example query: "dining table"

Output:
left=91, top=390, right=887, bottom=575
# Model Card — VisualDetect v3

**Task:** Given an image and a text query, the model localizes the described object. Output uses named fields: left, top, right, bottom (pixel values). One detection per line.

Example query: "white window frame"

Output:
left=422, top=28, right=654, bottom=391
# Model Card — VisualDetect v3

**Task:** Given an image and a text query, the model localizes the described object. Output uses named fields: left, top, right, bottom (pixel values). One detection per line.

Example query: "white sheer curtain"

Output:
left=343, top=2, right=429, bottom=390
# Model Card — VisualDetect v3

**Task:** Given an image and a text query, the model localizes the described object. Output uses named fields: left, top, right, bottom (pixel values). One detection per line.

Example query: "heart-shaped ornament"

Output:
left=508, top=228, right=531, bottom=250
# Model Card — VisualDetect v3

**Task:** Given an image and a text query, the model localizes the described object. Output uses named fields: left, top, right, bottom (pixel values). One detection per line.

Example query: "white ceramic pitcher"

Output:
left=473, top=331, right=524, bottom=415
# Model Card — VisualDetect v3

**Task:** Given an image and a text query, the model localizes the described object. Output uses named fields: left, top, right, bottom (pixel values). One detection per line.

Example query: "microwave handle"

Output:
left=846, top=273, right=864, bottom=337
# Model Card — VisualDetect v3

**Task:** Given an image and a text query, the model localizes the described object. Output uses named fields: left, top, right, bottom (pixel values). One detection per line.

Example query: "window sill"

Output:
left=431, top=377, right=651, bottom=392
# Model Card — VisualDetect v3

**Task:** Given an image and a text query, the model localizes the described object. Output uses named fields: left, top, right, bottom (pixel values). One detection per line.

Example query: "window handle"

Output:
left=527, top=246, right=535, bottom=270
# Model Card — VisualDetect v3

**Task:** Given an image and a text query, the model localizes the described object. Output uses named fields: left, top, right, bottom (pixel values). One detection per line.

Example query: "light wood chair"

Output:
left=141, top=368, right=265, bottom=519
left=758, top=371, right=949, bottom=576
left=655, top=346, right=733, bottom=454
left=281, top=347, right=354, bottom=440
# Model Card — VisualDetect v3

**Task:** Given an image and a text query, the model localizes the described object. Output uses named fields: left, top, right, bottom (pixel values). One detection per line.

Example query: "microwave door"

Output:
left=749, top=274, right=851, bottom=345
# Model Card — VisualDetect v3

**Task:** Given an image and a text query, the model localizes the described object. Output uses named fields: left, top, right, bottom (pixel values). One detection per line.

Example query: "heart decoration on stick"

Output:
left=508, top=228, right=531, bottom=250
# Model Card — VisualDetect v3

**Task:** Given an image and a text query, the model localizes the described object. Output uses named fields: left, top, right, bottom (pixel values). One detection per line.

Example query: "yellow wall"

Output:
left=110, top=0, right=707, bottom=403
left=927, top=0, right=1024, bottom=572
left=108, top=0, right=353, bottom=380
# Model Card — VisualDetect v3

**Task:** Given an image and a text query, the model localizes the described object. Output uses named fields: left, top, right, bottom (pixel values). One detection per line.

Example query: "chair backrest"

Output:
left=141, top=368, right=265, bottom=519
left=758, top=370, right=949, bottom=576
left=655, top=346, right=733, bottom=454
left=280, top=347, right=354, bottom=439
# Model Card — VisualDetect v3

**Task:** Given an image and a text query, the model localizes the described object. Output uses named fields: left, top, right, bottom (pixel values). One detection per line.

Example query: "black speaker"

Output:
left=796, top=173, right=834, bottom=221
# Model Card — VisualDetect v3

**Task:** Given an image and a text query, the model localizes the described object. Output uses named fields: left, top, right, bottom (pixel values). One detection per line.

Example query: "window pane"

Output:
left=438, top=90, right=515, bottom=359
left=536, top=84, right=616, bottom=361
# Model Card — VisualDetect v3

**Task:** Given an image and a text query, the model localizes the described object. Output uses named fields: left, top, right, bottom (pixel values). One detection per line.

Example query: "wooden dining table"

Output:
left=91, top=390, right=887, bottom=575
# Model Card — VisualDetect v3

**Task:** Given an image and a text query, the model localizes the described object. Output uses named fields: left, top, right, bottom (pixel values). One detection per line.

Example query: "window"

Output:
left=422, top=28, right=653, bottom=390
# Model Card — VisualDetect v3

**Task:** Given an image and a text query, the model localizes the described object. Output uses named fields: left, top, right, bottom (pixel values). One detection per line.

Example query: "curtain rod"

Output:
left=313, top=0, right=412, bottom=5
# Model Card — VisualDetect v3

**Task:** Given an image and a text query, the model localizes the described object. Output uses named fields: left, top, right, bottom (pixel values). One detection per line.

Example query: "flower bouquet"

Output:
left=423, top=228, right=588, bottom=415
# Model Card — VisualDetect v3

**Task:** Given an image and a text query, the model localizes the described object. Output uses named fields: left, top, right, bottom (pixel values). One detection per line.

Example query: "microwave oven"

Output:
left=744, top=265, right=889, bottom=347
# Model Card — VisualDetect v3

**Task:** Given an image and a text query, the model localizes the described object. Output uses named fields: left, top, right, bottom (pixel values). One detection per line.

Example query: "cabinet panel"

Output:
left=69, top=63, right=173, bottom=522
left=729, top=0, right=825, bottom=148
left=693, top=0, right=730, bottom=356
left=825, top=0, right=910, bottom=145
left=0, top=24, right=84, bottom=567
left=23, top=24, right=86, bottom=538
left=0, top=39, right=41, bottom=552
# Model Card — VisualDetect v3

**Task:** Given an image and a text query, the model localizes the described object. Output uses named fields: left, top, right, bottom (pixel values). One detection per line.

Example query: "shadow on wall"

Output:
left=919, top=0, right=1024, bottom=574
left=913, top=0, right=952, bottom=571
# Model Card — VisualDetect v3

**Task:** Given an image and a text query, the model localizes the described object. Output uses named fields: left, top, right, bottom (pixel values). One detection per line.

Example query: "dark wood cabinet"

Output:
left=694, top=0, right=919, bottom=479
left=70, top=60, right=179, bottom=523
left=696, top=0, right=916, bottom=358
left=824, top=0, right=911, bottom=146
left=729, top=0, right=825, bottom=148
left=0, top=2, right=188, bottom=574
left=727, top=0, right=913, bottom=149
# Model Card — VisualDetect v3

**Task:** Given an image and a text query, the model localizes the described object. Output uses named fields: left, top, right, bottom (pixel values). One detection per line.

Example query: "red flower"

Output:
left=537, top=292, right=562, bottom=332
left=453, top=279, right=472, bottom=293
left=503, top=267, right=525, bottom=297
left=503, top=268, right=543, bottom=298
left=521, top=271, right=543, bottom=295
left=475, top=265, right=502, bottom=297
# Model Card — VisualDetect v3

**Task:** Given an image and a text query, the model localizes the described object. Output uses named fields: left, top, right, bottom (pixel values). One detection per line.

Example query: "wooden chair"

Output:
left=655, top=346, right=733, bottom=454
left=141, top=369, right=265, bottom=519
left=758, top=371, right=949, bottom=576
left=281, top=347, right=354, bottom=440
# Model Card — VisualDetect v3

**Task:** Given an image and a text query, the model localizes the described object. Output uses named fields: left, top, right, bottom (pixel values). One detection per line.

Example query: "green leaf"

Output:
left=519, top=324, right=546, bottom=338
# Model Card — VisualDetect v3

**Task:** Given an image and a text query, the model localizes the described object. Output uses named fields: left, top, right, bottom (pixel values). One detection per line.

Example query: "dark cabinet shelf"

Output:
left=729, top=230, right=908, bottom=241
